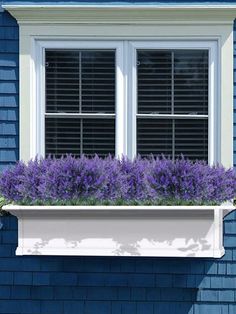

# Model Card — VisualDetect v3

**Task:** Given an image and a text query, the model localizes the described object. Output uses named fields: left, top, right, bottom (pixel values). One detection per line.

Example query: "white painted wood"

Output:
left=4, top=4, right=236, bottom=9
left=3, top=205, right=234, bottom=258
left=213, top=208, right=224, bottom=257
left=4, top=6, right=236, bottom=25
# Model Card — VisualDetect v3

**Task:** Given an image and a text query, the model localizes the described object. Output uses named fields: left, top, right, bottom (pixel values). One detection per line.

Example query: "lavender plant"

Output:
left=0, top=155, right=235, bottom=205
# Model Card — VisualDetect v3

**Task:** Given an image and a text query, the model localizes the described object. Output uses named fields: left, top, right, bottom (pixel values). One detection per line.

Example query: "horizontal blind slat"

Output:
left=137, top=49, right=208, bottom=160
left=45, top=49, right=116, bottom=114
left=137, top=49, right=208, bottom=115
left=45, top=117, right=115, bottom=158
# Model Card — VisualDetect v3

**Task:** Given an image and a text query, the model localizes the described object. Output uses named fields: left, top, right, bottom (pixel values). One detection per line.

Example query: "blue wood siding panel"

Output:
left=0, top=212, right=235, bottom=313
left=0, top=7, right=19, bottom=171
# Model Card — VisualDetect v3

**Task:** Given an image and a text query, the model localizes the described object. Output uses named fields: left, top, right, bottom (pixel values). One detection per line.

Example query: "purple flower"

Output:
left=0, top=155, right=235, bottom=204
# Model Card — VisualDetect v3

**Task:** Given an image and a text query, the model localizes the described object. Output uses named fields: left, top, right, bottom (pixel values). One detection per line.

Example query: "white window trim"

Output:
left=35, top=39, right=218, bottom=163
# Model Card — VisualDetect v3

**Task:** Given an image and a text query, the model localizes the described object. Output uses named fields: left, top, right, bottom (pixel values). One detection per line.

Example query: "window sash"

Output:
left=136, top=48, right=209, bottom=160
left=137, top=118, right=208, bottom=160
left=137, top=49, right=208, bottom=115
left=128, top=41, right=217, bottom=164
left=45, top=49, right=116, bottom=114
left=44, top=48, right=117, bottom=158
left=35, top=41, right=125, bottom=159
left=45, top=116, right=116, bottom=158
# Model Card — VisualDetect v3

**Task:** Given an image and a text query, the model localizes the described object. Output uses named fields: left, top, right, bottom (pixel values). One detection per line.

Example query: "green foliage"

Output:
left=0, top=196, right=10, bottom=216
left=0, top=196, right=7, bottom=209
left=15, top=197, right=220, bottom=207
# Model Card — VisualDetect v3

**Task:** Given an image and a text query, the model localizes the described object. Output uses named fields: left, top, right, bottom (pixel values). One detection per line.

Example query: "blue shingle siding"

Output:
left=0, top=7, right=18, bottom=171
left=0, top=212, right=235, bottom=314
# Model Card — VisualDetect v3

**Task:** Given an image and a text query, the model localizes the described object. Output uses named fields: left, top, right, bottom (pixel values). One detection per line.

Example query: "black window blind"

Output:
left=137, top=49, right=208, bottom=160
left=45, top=49, right=115, bottom=158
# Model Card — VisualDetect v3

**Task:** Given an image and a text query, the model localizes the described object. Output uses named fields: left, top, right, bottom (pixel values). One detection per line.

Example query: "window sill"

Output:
left=3, top=204, right=234, bottom=258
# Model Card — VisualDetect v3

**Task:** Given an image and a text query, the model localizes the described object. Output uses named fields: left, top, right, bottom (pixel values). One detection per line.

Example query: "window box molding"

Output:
left=3, top=204, right=235, bottom=257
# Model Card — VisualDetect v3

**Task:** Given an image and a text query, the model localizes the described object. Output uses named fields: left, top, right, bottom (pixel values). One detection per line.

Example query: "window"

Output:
left=45, top=49, right=116, bottom=158
left=37, top=40, right=216, bottom=163
left=43, top=45, right=210, bottom=161
left=10, top=6, right=233, bottom=168
left=137, top=50, right=208, bottom=160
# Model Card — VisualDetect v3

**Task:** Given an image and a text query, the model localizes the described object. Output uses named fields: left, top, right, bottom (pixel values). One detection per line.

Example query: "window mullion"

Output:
left=171, top=51, right=174, bottom=115
left=115, top=43, right=126, bottom=159
left=80, top=118, right=83, bottom=156
left=171, top=51, right=175, bottom=160
left=172, top=119, right=175, bottom=161
left=79, top=51, right=82, bottom=155
left=79, top=51, right=82, bottom=114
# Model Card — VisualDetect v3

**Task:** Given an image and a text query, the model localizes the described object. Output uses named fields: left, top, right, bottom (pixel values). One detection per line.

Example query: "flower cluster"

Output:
left=0, top=155, right=235, bottom=205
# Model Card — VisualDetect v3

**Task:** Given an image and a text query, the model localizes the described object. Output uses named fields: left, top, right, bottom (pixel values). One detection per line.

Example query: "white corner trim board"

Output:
left=3, top=205, right=235, bottom=258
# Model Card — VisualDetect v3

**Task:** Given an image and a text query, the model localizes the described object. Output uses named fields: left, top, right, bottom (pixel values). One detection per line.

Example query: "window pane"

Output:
left=45, top=50, right=115, bottom=113
left=45, top=117, right=81, bottom=158
left=175, top=119, right=208, bottom=161
left=82, top=51, right=115, bottom=113
left=137, top=49, right=208, bottom=160
left=137, top=118, right=208, bottom=160
left=137, top=51, right=172, bottom=114
left=45, top=117, right=115, bottom=158
left=137, top=119, right=172, bottom=157
left=83, top=119, right=115, bottom=157
left=46, top=51, right=80, bottom=113
left=174, top=50, right=208, bottom=114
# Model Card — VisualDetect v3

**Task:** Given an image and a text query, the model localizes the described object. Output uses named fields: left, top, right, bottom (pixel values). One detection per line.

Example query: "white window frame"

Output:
left=35, top=39, right=218, bottom=163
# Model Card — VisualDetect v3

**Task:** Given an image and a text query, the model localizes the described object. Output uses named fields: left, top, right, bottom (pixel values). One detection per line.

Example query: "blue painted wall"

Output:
left=0, top=6, right=18, bottom=171
left=0, top=212, right=236, bottom=314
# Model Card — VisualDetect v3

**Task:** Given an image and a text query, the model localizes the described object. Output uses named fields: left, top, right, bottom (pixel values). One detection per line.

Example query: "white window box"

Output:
left=3, top=204, right=234, bottom=258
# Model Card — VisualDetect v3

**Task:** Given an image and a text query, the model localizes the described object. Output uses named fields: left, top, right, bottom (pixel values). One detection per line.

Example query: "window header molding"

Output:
left=3, top=5, right=236, bottom=25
